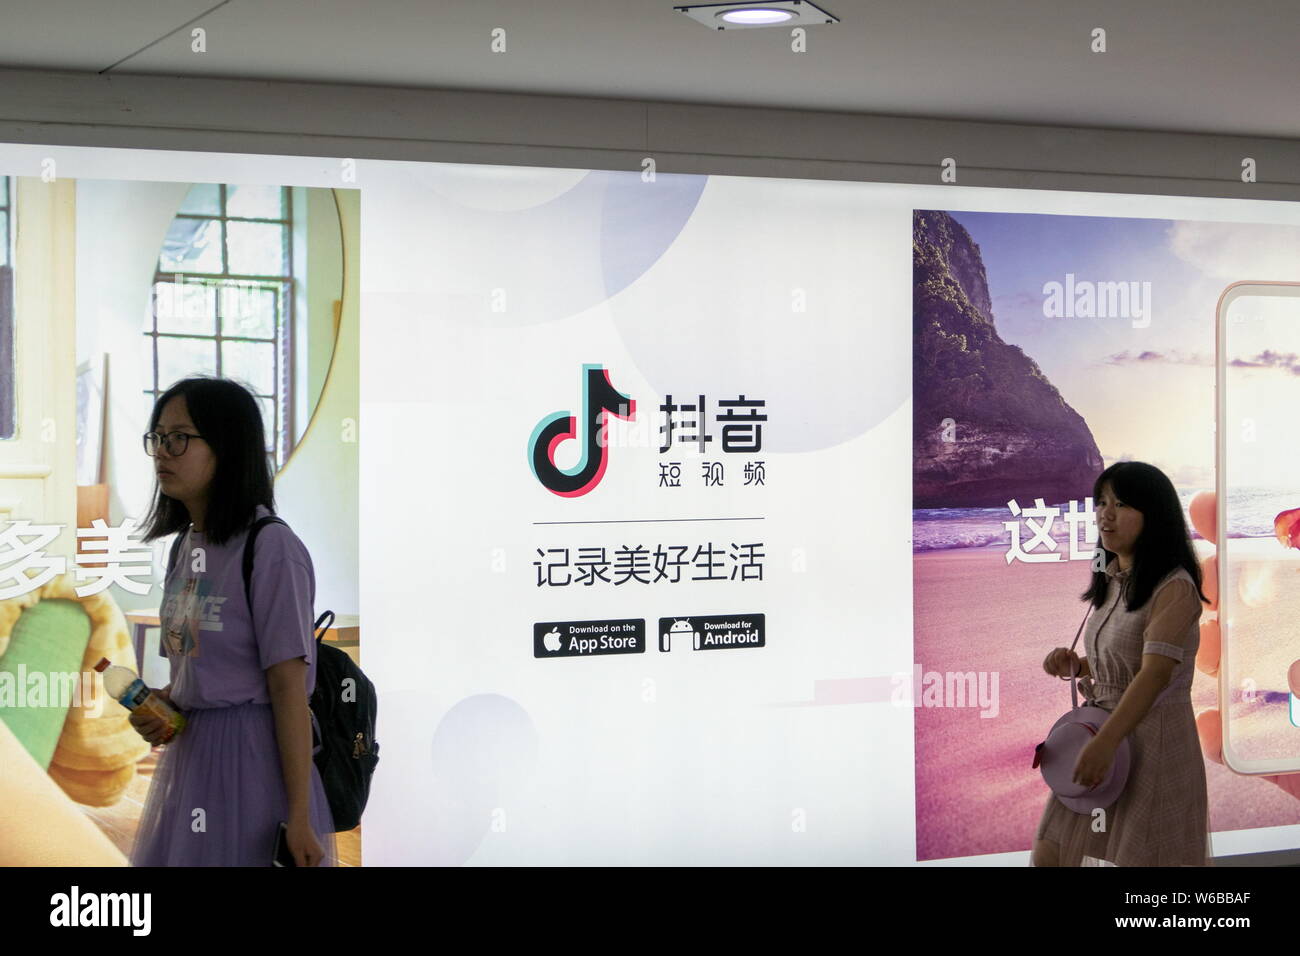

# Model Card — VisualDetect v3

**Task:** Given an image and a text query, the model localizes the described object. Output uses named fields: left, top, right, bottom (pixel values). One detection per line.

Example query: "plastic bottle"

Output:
left=94, top=658, right=186, bottom=742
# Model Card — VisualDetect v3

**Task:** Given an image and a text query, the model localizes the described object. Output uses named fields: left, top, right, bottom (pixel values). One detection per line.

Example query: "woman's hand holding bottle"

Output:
left=128, top=685, right=177, bottom=747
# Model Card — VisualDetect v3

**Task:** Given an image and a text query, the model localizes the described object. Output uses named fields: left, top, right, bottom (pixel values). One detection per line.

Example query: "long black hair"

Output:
left=139, top=376, right=275, bottom=547
left=1081, top=460, right=1209, bottom=611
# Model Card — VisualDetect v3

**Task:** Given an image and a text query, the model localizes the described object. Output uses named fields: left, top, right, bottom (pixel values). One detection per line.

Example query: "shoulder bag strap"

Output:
left=1064, top=603, right=1092, bottom=711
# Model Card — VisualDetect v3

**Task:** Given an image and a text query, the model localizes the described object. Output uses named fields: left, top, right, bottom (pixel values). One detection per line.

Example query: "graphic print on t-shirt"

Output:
left=162, top=575, right=226, bottom=658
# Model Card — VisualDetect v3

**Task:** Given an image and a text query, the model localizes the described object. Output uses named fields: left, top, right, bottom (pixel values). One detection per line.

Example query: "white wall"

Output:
left=276, top=188, right=359, bottom=630
left=74, top=178, right=188, bottom=575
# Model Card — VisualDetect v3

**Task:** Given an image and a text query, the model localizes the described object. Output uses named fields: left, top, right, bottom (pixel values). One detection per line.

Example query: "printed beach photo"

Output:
left=912, top=208, right=1300, bottom=861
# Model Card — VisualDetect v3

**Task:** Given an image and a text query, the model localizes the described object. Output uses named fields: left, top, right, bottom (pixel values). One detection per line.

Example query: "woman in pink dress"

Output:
left=1034, top=461, right=1212, bottom=866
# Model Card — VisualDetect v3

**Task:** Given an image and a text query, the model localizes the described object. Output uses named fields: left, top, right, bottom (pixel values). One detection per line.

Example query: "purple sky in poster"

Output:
left=941, top=211, right=1300, bottom=491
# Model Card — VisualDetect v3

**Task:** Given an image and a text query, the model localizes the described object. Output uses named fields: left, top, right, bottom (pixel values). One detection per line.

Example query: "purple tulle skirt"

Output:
left=129, top=701, right=337, bottom=867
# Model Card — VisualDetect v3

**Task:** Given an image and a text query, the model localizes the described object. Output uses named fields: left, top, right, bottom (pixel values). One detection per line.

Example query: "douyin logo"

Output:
left=529, top=364, right=636, bottom=497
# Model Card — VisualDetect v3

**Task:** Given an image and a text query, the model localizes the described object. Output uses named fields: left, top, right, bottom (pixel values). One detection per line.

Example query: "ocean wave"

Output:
left=912, top=530, right=1010, bottom=552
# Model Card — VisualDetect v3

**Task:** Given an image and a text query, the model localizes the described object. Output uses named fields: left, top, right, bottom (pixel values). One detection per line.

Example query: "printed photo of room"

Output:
left=0, top=175, right=361, bottom=866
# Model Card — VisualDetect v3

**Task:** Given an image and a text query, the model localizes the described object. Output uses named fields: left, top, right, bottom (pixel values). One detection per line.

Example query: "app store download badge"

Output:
left=534, top=619, right=646, bottom=658
left=658, top=614, right=766, bottom=652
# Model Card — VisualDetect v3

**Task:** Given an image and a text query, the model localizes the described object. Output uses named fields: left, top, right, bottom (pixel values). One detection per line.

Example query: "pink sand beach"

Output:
left=913, top=546, right=1300, bottom=862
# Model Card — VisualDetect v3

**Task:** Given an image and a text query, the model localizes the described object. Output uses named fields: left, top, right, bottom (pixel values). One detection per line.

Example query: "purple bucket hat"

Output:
left=1035, top=705, right=1132, bottom=814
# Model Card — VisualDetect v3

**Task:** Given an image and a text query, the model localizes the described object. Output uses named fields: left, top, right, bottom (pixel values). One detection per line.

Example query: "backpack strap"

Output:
left=314, top=610, right=335, bottom=646
left=242, top=514, right=288, bottom=615
left=240, top=516, right=334, bottom=643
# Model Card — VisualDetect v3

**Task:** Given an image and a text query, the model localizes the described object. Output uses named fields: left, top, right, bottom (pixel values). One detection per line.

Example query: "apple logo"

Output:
left=543, top=627, right=562, bottom=652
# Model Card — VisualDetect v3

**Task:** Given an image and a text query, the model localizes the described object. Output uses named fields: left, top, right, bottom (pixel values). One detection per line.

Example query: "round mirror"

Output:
left=148, top=184, right=345, bottom=475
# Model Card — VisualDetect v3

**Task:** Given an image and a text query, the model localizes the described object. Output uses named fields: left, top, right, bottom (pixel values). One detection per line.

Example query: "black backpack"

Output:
left=166, top=514, right=380, bottom=832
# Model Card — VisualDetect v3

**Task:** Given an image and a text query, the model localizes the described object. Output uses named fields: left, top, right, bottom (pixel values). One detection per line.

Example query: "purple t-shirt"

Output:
left=160, top=504, right=317, bottom=710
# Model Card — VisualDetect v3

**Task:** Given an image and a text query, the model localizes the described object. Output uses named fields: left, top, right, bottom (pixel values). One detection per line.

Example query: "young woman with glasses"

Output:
left=129, top=375, right=336, bottom=866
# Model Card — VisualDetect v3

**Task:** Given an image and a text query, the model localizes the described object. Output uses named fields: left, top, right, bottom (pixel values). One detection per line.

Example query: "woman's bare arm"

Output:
left=1095, top=578, right=1201, bottom=746
left=1094, top=662, right=1174, bottom=746
left=266, top=657, right=312, bottom=822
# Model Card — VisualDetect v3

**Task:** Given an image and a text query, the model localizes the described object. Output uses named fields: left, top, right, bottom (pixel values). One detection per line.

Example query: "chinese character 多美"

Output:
left=73, top=517, right=155, bottom=597
left=659, top=395, right=713, bottom=453
left=717, top=396, right=766, bottom=453
left=1004, top=497, right=1062, bottom=564
left=0, top=519, right=67, bottom=600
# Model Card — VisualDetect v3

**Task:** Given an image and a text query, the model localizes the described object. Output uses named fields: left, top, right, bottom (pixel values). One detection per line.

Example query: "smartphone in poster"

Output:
left=1216, top=281, right=1300, bottom=775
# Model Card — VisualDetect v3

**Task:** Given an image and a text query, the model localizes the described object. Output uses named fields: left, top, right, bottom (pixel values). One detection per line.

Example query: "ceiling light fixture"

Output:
left=675, top=1, right=839, bottom=31
left=722, top=9, right=794, bottom=25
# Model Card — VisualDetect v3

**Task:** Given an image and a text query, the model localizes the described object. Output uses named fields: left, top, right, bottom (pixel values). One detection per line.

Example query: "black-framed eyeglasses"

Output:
left=143, top=431, right=206, bottom=457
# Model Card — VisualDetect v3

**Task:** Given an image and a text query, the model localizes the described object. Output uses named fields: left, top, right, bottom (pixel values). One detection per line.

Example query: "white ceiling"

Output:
left=0, top=0, right=1297, bottom=138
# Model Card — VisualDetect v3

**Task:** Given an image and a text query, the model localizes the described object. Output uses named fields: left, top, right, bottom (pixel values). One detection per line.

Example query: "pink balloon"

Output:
left=1201, top=554, right=1218, bottom=612
left=1195, top=708, right=1223, bottom=765
left=1189, top=490, right=1216, bottom=545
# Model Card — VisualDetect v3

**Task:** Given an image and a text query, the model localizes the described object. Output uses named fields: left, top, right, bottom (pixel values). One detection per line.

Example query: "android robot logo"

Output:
left=660, top=618, right=699, bottom=652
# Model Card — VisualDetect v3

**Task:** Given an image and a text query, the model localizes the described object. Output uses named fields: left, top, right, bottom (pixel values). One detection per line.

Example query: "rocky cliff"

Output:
left=913, top=210, right=1103, bottom=508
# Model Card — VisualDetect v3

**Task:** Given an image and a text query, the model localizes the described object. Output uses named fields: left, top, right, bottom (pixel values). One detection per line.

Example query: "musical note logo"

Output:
left=529, top=364, right=636, bottom=497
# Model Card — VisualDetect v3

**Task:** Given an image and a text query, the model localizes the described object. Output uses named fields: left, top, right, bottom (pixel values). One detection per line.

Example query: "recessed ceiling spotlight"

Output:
left=675, top=1, right=839, bottom=30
